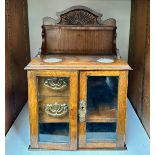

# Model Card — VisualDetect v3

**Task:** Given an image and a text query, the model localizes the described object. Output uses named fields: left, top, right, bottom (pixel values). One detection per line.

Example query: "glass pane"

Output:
left=39, top=123, right=69, bottom=143
left=86, top=76, right=118, bottom=142
left=38, top=77, right=70, bottom=97
left=86, top=123, right=117, bottom=142
left=37, top=76, right=70, bottom=144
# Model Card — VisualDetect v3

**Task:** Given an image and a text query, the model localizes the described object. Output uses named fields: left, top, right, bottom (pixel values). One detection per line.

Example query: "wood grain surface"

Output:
left=79, top=71, right=128, bottom=149
left=25, top=55, right=131, bottom=70
left=41, top=6, right=117, bottom=56
left=26, top=5, right=131, bottom=150
left=28, top=71, right=78, bottom=150
left=128, top=0, right=150, bottom=136
left=5, top=0, right=30, bottom=134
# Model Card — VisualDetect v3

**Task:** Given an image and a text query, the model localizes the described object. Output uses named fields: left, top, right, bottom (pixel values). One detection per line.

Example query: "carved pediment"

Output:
left=43, top=5, right=116, bottom=26
left=56, top=6, right=103, bottom=25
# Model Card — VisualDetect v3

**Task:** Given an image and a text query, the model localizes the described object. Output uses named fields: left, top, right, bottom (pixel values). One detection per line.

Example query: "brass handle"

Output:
left=44, top=77, right=68, bottom=91
left=45, top=103, right=68, bottom=117
left=79, top=100, right=86, bottom=122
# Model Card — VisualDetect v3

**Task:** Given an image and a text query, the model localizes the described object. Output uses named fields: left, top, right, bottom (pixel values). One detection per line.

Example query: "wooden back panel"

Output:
left=42, top=26, right=116, bottom=55
left=41, top=6, right=117, bottom=55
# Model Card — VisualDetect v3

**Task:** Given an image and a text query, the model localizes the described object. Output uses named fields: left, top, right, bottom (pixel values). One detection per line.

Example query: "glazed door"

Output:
left=79, top=71, right=128, bottom=149
left=28, top=71, right=78, bottom=150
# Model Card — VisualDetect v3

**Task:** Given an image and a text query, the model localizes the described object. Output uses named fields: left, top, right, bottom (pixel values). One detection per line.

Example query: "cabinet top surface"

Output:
left=25, top=55, right=131, bottom=70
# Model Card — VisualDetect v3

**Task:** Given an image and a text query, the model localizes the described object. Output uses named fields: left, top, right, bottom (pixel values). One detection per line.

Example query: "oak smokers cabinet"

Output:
left=25, top=6, right=131, bottom=150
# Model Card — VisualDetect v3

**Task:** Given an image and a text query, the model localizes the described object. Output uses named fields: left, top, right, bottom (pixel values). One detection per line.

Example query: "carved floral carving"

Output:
left=43, top=5, right=116, bottom=26
left=58, top=9, right=100, bottom=25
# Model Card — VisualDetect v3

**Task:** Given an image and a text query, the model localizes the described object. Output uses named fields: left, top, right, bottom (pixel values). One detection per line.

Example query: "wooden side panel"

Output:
left=5, top=13, right=13, bottom=134
left=142, top=12, right=150, bottom=135
left=5, top=0, right=30, bottom=134
left=128, top=0, right=150, bottom=135
left=128, top=0, right=148, bottom=115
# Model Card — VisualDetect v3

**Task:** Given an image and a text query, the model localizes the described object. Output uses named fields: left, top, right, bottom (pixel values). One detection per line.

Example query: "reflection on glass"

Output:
left=39, top=123, right=69, bottom=143
left=87, top=76, right=118, bottom=113
left=37, top=76, right=70, bottom=144
left=86, top=76, right=118, bottom=142
left=38, top=77, right=70, bottom=97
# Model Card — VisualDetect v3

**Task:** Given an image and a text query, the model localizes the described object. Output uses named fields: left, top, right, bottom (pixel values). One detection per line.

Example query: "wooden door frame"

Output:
left=79, top=71, right=128, bottom=149
left=28, top=70, right=78, bottom=150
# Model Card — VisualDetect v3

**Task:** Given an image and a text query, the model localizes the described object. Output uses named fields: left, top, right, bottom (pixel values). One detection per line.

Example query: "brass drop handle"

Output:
left=44, top=77, right=68, bottom=91
left=79, top=100, right=86, bottom=122
left=45, top=103, right=68, bottom=117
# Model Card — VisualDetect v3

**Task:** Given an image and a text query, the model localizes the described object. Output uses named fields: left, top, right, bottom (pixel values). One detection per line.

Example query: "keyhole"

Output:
left=81, top=106, right=84, bottom=110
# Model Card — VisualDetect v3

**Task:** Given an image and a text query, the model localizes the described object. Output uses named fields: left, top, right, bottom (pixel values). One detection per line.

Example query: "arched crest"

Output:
left=43, top=6, right=116, bottom=26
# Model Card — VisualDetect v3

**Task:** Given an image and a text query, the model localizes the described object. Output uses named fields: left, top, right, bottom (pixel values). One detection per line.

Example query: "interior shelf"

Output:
left=87, top=106, right=117, bottom=122
left=38, top=93, right=70, bottom=98
left=37, top=94, right=70, bottom=99
left=39, top=114, right=69, bottom=123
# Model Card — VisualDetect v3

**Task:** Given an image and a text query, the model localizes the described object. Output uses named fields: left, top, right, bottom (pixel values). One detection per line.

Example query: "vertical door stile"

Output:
left=79, top=71, right=87, bottom=148
left=116, top=71, right=128, bottom=148
left=69, top=72, right=78, bottom=150
left=28, top=71, right=39, bottom=148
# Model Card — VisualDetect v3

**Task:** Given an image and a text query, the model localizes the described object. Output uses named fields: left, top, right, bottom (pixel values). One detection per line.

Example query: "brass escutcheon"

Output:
left=79, top=100, right=87, bottom=122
